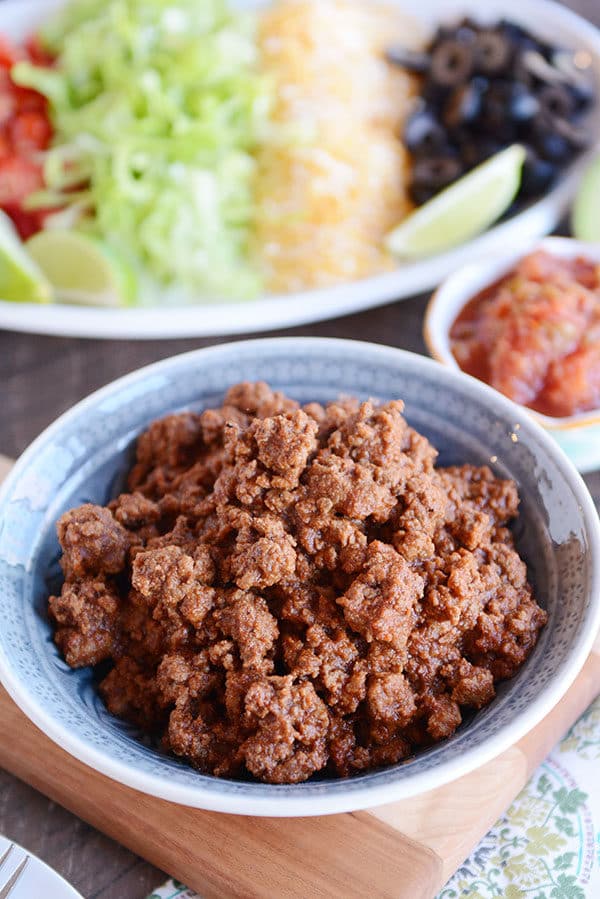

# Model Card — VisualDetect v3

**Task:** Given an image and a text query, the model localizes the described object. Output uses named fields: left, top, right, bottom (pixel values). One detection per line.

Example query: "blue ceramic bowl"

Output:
left=0, top=338, right=598, bottom=817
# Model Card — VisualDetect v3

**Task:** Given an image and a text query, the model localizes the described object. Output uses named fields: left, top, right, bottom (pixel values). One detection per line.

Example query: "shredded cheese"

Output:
left=255, top=0, right=423, bottom=292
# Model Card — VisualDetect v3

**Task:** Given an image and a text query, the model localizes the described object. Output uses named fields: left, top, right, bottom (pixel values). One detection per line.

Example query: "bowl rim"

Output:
left=1, top=336, right=599, bottom=817
left=424, top=235, right=600, bottom=431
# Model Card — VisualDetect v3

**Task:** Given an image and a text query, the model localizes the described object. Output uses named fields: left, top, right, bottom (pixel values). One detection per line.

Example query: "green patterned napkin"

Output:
left=148, top=697, right=600, bottom=899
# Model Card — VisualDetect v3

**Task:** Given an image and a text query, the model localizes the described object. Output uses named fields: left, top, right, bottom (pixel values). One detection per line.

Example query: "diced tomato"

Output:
left=13, top=88, right=47, bottom=114
left=0, top=35, right=24, bottom=70
left=25, top=35, right=54, bottom=68
left=0, top=155, right=44, bottom=206
left=10, top=111, right=52, bottom=152
left=0, top=91, right=15, bottom=127
left=0, top=68, right=11, bottom=92
left=3, top=203, right=44, bottom=239
left=0, top=33, right=55, bottom=240
left=0, top=131, right=11, bottom=159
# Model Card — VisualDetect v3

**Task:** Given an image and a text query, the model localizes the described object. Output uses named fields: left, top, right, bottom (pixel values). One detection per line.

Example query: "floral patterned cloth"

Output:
left=148, top=698, right=600, bottom=899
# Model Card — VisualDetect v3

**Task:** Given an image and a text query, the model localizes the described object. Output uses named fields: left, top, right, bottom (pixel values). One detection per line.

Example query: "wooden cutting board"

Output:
left=0, top=453, right=599, bottom=899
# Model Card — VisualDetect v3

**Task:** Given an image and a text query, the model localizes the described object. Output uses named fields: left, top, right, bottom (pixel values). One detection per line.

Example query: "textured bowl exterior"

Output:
left=0, top=338, right=599, bottom=816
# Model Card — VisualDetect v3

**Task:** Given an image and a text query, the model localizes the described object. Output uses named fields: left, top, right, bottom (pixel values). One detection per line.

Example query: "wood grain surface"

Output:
left=0, top=2, right=599, bottom=896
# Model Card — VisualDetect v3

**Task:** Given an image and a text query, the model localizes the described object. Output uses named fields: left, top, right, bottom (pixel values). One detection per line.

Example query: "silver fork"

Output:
left=0, top=844, right=29, bottom=899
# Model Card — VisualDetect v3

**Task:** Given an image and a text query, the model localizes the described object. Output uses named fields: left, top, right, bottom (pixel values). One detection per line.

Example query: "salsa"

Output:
left=450, top=250, right=600, bottom=418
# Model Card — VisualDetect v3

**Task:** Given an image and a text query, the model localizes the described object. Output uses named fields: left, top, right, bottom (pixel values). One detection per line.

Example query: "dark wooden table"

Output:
left=1, top=3, right=600, bottom=896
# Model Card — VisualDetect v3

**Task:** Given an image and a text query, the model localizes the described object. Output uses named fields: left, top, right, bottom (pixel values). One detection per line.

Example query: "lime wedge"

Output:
left=386, top=144, right=526, bottom=259
left=572, top=153, right=600, bottom=242
left=0, top=210, right=52, bottom=303
left=26, top=230, right=137, bottom=307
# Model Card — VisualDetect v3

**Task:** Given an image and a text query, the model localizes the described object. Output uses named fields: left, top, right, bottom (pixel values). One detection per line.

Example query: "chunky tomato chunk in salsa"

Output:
left=0, top=35, right=54, bottom=239
left=450, top=250, right=600, bottom=418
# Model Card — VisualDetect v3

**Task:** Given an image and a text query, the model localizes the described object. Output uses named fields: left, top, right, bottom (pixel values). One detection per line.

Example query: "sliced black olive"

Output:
left=458, top=136, right=503, bottom=169
left=431, top=24, right=457, bottom=45
left=430, top=40, right=474, bottom=88
left=499, top=19, right=543, bottom=53
left=569, top=79, right=596, bottom=111
left=538, top=84, right=576, bottom=121
left=520, top=146, right=557, bottom=195
left=409, top=182, right=438, bottom=205
left=454, top=23, right=478, bottom=46
left=474, top=29, right=513, bottom=76
left=411, top=155, right=463, bottom=192
left=534, top=129, right=572, bottom=163
left=479, top=82, right=519, bottom=140
left=443, top=78, right=487, bottom=129
left=422, top=80, right=450, bottom=111
left=386, top=47, right=431, bottom=74
left=403, top=106, right=447, bottom=155
left=456, top=17, right=480, bottom=33
left=553, top=117, right=592, bottom=149
left=403, top=17, right=592, bottom=207
left=521, top=49, right=566, bottom=86
left=430, top=21, right=476, bottom=49
left=512, top=53, right=537, bottom=90
left=499, top=19, right=526, bottom=41
left=508, top=83, right=539, bottom=122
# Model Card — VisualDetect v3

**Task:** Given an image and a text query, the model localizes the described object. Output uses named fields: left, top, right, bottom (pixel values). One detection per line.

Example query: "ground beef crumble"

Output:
left=48, top=382, right=547, bottom=784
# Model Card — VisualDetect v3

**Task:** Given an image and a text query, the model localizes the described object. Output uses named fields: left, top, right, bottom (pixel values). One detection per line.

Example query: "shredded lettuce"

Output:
left=12, top=0, right=272, bottom=300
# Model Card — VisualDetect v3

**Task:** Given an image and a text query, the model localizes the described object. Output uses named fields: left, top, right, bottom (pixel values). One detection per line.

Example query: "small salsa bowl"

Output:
left=424, top=236, right=600, bottom=473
